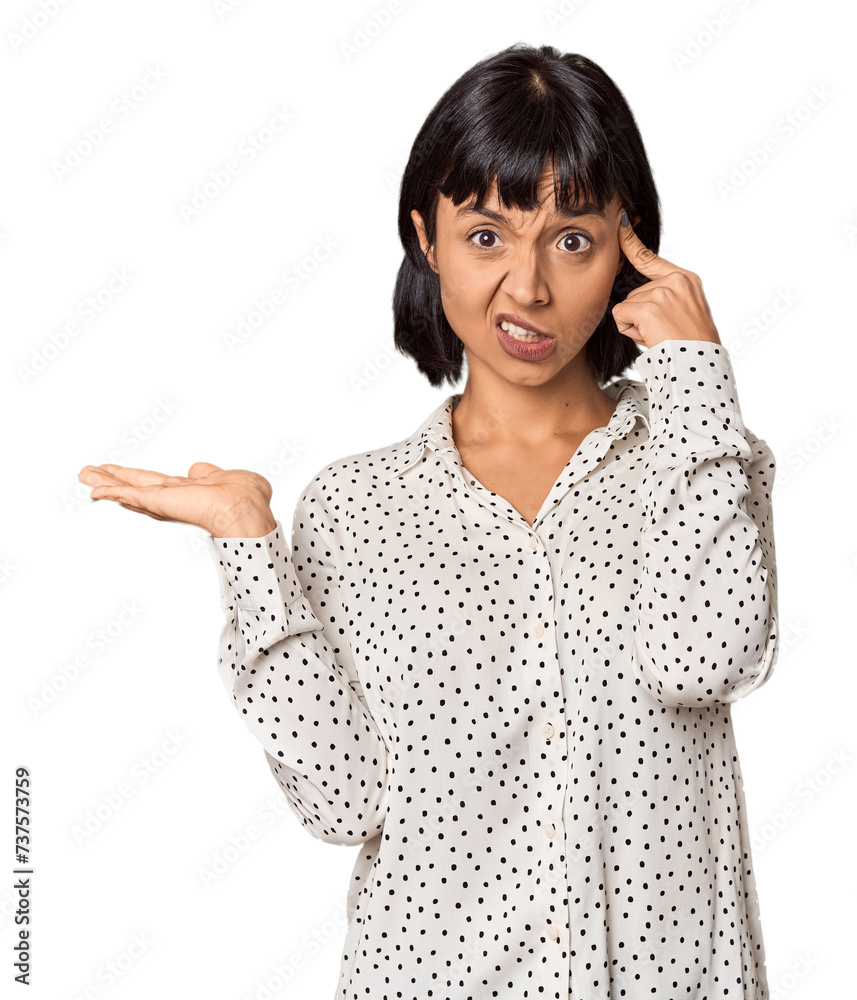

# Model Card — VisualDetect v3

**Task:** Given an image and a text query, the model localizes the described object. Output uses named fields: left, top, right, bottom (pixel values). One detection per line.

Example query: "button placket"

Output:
left=536, top=698, right=566, bottom=954
left=522, top=523, right=568, bottom=973
left=529, top=533, right=548, bottom=644
left=541, top=714, right=561, bottom=840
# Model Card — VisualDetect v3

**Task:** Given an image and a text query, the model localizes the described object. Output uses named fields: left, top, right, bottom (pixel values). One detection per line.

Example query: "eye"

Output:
left=466, top=229, right=594, bottom=254
left=468, top=230, right=502, bottom=249
left=558, top=232, right=592, bottom=254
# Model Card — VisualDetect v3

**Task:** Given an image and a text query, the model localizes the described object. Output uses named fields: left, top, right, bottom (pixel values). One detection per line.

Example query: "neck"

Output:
left=451, top=358, right=617, bottom=451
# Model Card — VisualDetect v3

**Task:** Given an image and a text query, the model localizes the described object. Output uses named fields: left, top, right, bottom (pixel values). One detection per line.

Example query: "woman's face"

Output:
left=411, top=165, right=626, bottom=389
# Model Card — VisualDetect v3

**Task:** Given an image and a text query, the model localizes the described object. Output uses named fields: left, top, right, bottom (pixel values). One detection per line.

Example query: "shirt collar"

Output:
left=387, top=378, right=651, bottom=479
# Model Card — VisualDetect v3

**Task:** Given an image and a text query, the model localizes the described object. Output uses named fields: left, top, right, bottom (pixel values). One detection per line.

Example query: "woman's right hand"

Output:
left=77, top=462, right=277, bottom=537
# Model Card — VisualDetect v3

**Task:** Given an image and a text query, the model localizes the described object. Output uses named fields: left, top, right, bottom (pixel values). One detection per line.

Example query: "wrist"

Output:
left=209, top=502, right=277, bottom=539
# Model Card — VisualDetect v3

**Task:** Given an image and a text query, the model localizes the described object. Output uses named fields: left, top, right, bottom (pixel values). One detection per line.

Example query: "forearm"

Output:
left=631, top=340, right=779, bottom=707
left=207, top=515, right=390, bottom=845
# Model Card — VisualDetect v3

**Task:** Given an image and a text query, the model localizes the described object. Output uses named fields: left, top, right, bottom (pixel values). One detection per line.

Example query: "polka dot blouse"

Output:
left=207, top=339, right=779, bottom=999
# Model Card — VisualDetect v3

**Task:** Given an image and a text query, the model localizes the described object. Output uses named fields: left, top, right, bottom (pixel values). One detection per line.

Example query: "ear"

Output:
left=410, top=208, right=437, bottom=273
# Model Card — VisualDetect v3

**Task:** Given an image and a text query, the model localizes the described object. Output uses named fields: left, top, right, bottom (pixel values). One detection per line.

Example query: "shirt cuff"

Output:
left=636, top=339, right=744, bottom=425
left=635, top=338, right=752, bottom=470
left=205, top=519, right=323, bottom=633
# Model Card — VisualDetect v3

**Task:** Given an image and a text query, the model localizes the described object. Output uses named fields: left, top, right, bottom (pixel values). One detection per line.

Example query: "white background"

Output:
left=3, top=0, right=855, bottom=997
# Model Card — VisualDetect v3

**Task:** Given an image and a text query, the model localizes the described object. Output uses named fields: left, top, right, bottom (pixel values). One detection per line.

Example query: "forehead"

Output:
left=439, top=162, right=619, bottom=223
left=441, top=183, right=619, bottom=224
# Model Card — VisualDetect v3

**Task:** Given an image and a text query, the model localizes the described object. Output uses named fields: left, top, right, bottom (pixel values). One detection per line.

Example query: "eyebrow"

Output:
left=454, top=202, right=608, bottom=223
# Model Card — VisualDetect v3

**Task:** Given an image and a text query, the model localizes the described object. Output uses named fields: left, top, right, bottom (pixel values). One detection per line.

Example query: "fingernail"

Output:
left=620, top=210, right=629, bottom=228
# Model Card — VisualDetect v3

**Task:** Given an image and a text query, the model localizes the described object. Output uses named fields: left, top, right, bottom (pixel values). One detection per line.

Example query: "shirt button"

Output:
left=540, top=721, right=555, bottom=739
left=532, top=623, right=545, bottom=639
left=529, top=534, right=540, bottom=552
left=545, top=822, right=557, bottom=840
left=545, top=923, right=560, bottom=942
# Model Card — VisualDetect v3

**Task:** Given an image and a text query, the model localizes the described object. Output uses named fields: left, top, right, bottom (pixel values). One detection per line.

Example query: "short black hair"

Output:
left=393, top=42, right=662, bottom=388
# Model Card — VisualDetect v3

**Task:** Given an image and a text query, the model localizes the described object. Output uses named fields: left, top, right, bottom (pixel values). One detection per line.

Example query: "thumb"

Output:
left=188, top=462, right=223, bottom=478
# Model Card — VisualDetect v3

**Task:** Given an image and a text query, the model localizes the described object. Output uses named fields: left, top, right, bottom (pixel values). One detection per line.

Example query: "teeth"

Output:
left=500, top=320, right=546, bottom=342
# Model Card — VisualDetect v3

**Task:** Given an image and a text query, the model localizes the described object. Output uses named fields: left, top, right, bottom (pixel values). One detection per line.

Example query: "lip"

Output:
left=496, top=322, right=557, bottom=361
left=494, top=313, right=552, bottom=338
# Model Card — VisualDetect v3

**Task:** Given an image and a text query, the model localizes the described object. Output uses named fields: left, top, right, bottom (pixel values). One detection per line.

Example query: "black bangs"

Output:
left=436, top=73, right=617, bottom=218
left=394, top=43, right=662, bottom=388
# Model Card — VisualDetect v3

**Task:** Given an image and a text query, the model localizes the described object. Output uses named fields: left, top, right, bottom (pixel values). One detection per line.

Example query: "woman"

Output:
left=79, top=43, right=778, bottom=999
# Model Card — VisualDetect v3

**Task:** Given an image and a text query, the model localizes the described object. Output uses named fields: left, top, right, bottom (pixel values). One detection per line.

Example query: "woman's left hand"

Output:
left=611, top=213, right=721, bottom=350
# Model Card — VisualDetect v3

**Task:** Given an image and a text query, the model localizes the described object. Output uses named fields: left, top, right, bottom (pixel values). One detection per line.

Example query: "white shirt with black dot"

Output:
left=208, top=339, right=778, bottom=999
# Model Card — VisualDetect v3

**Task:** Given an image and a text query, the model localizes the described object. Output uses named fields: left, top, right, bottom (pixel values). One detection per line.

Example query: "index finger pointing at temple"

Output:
left=618, top=213, right=681, bottom=279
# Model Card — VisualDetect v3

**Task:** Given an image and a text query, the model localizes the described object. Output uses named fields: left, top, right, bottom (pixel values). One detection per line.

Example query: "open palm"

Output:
left=77, top=461, right=275, bottom=537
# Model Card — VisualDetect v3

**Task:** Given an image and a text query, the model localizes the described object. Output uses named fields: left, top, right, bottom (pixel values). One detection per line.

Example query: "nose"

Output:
left=499, top=246, right=549, bottom=306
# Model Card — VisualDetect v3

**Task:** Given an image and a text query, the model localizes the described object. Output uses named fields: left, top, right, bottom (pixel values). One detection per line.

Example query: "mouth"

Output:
left=496, top=318, right=552, bottom=343
left=495, top=319, right=557, bottom=361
